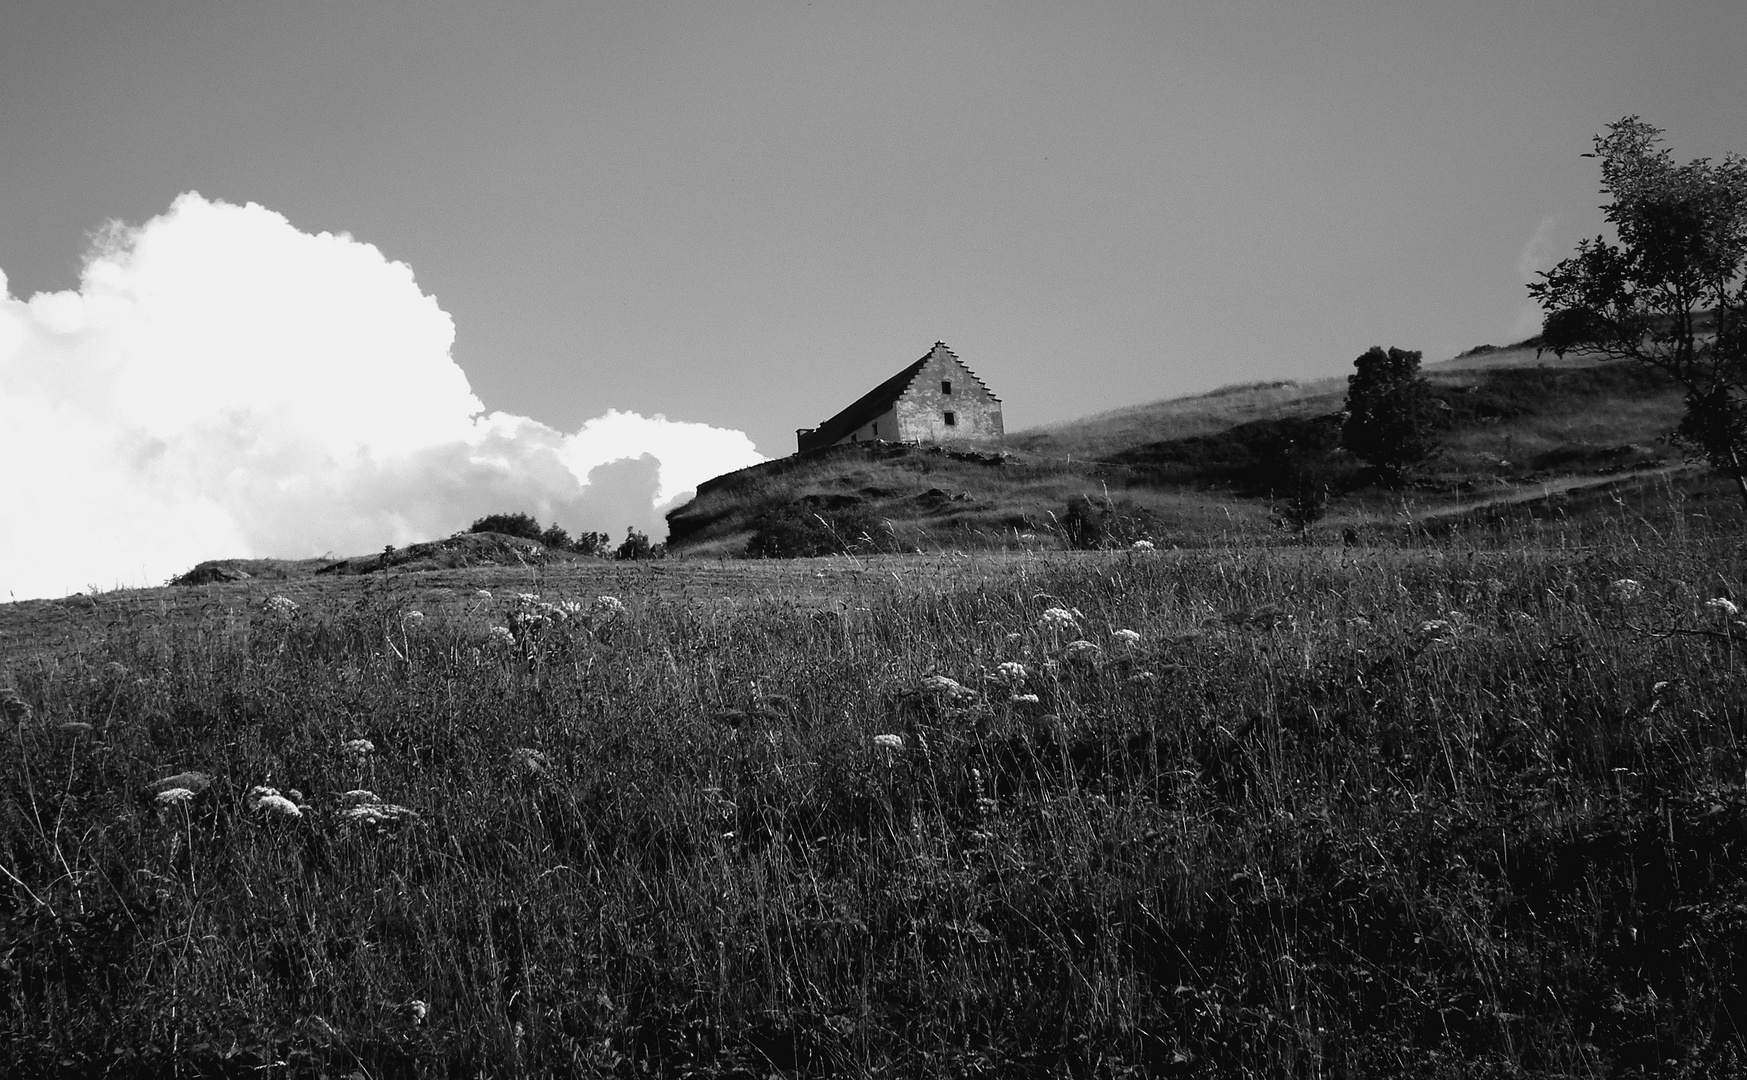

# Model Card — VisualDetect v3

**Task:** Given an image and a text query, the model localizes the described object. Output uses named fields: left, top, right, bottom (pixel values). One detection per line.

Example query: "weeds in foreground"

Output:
left=2, top=517, right=1745, bottom=1077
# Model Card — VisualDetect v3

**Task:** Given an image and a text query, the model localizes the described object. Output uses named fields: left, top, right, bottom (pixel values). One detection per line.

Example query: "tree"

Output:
left=1341, top=346, right=1441, bottom=486
left=469, top=512, right=543, bottom=541
left=1529, top=117, right=1747, bottom=507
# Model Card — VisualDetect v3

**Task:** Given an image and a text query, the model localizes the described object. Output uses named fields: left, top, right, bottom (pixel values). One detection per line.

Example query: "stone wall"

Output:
left=894, top=349, right=1003, bottom=444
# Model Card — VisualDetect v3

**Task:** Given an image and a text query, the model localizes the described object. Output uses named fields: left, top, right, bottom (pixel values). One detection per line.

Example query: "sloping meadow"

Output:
left=4, top=520, right=1747, bottom=1076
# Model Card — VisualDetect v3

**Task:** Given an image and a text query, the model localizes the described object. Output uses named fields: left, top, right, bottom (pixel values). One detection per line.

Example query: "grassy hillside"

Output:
left=5, top=505, right=1746, bottom=1076
left=666, top=346, right=1694, bottom=558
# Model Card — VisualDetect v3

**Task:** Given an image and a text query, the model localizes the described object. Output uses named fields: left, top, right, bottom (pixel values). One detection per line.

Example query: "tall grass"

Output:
left=3, top=510, right=1745, bottom=1076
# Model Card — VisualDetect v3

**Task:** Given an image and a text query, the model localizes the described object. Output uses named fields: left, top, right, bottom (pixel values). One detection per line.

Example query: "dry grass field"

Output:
left=4, top=487, right=1747, bottom=1076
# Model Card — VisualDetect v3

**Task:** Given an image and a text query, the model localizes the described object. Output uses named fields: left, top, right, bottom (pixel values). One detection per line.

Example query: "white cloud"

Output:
left=0, top=193, right=765, bottom=600
left=1515, top=214, right=1560, bottom=281
left=1505, top=214, right=1562, bottom=342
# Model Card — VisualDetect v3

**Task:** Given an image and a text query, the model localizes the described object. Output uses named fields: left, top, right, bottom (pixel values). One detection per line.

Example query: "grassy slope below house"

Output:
left=666, top=343, right=1695, bottom=556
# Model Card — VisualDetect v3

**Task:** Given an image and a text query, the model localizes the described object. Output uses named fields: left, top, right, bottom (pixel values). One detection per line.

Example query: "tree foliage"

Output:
left=469, top=511, right=543, bottom=541
left=1340, top=346, right=1441, bottom=486
left=1530, top=117, right=1747, bottom=505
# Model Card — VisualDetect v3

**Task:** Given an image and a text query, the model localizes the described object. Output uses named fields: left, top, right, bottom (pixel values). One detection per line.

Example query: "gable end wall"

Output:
left=894, top=352, right=1003, bottom=444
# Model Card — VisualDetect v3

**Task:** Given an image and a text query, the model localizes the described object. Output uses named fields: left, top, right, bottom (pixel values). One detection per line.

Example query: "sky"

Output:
left=3, top=1, right=1746, bottom=598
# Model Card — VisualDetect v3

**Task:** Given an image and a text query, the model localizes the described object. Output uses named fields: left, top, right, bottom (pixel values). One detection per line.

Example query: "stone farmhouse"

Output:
left=795, top=342, right=1003, bottom=454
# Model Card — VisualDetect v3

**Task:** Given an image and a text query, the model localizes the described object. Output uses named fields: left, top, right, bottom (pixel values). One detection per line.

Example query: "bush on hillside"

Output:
left=747, top=496, right=891, bottom=558
left=1057, top=493, right=1160, bottom=549
left=470, top=512, right=612, bottom=554
left=614, top=527, right=664, bottom=561
left=1342, top=346, right=1444, bottom=486
left=469, top=511, right=543, bottom=541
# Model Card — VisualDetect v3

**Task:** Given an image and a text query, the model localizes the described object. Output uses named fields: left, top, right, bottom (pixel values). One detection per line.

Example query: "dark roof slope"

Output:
left=802, top=356, right=927, bottom=448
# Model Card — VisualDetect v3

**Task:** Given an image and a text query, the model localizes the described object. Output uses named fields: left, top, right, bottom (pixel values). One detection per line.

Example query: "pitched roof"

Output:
left=803, top=354, right=929, bottom=448
left=800, top=342, right=1001, bottom=451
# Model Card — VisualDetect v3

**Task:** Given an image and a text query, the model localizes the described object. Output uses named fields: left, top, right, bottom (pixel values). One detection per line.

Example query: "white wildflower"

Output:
left=345, top=803, right=406, bottom=825
left=475, top=589, right=493, bottom=599
left=513, top=748, right=550, bottom=775
left=155, top=787, right=195, bottom=806
left=339, top=789, right=380, bottom=804
left=261, top=595, right=299, bottom=618
left=595, top=595, right=627, bottom=616
left=343, top=738, right=376, bottom=757
left=149, top=771, right=213, bottom=795
left=1608, top=578, right=1646, bottom=604
left=915, top=674, right=971, bottom=698
left=1110, top=629, right=1142, bottom=647
left=1128, top=671, right=1158, bottom=684
left=872, top=733, right=904, bottom=751
left=1010, top=693, right=1041, bottom=704
left=1417, top=619, right=1454, bottom=640
left=992, top=661, right=1028, bottom=686
left=248, top=785, right=281, bottom=801
left=1705, top=597, right=1740, bottom=618
left=1062, top=639, right=1101, bottom=662
left=255, top=794, right=302, bottom=819
left=1130, top=539, right=1155, bottom=552
left=402, top=610, right=425, bottom=624
left=486, top=625, right=516, bottom=647
left=1038, top=607, right=1081, bottom=632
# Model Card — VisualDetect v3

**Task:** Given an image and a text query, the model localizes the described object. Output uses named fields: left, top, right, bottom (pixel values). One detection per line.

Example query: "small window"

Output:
left=942, top=379, right=953, bottom=395
left=944, top=411, right=957, bottom=427
left=871, top=422, right=878, bottom=438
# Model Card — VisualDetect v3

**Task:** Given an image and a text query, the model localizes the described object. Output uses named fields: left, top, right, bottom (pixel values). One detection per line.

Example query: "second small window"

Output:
left=944, top=411, right=957, bottom=427
left=942, top=379, right=953, bottom=395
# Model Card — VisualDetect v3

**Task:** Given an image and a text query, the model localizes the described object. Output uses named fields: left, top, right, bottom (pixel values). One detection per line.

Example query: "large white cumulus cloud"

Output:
left=0, top=193, right=765, bottom=600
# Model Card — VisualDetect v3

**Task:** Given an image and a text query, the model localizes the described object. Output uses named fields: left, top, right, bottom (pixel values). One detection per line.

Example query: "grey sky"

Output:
left=4, top=1, right=1744, bottom=457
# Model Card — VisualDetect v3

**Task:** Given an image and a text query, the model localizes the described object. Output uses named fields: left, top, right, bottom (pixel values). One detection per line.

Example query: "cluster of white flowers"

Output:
left=261, top=595, right=300, bottom=619
left=915, top=674, right=974, bottom=700
left=1062, top=639, right=1101, bottom=663
left=595, top=595, right=627, bottom=617
left=343, top=738, right=376, bottom=757
left=1110, top=629, right=1142, bottom=648
left=872, top=733, right=904, bottom=752
left=474, top=589, right=493, bottom=599
left=1010, top=693, right=1041, bottom=704
left=402, top=610, right=425, bottom=625
left=249, top=786, right=303, bottom=819
left=513, top=747, right=550, bottom=776
left=1417, top=619, right=1455, bottom=640
left=155, top=787, right=196, bottom=806
left=1609, top=578, right=1646, bottom=604
left=1038, top=607, right=1082, bottom=632
left=486, top=625, right=517, bottom=647
left=1130, top=539, right=1156, bottom=552
left=339, top=788, right=417, bottom=826
left=149, top=770, right=213, bottom=796
left=1704, top=597, right=1741, bottom=618
left=991, top=661, right=1028, bottom=687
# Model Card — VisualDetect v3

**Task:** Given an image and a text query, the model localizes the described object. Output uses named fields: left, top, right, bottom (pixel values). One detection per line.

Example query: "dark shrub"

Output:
left=747, top=496, right=887, bottom=558
left=570, top=530, right=611, bottom=556
left=614, top=527, right=663, bottom=561
left=469, top=512, right=543, bottom=541
left=1341, top=346, right=1443, bottom=486
left=1057, top=494, right=1160, bottom=549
